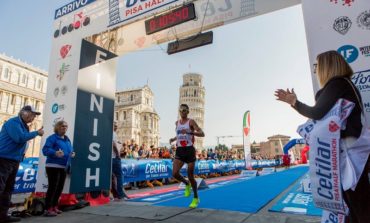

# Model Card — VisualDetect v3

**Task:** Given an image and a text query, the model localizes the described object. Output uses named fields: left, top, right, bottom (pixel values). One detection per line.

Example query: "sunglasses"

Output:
left=179, top=109, right=188, bottom=112
left=313, top=63, right=317, bottom=74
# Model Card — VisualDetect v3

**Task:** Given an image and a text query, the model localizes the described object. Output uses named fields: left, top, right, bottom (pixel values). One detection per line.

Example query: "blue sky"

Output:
left=0, top=1, right=315, bottom=147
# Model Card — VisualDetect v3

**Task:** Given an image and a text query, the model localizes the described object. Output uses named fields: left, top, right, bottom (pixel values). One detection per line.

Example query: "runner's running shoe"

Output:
left=189, top=198, right=200, bottom=208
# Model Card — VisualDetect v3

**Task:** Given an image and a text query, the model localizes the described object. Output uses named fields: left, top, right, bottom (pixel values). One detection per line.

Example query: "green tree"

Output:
left=215, top=144, right=229, bottom=151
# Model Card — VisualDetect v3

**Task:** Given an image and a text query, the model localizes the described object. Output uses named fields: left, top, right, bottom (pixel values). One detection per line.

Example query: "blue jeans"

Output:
left=0, top=158, right=19, bottom=220
left=111, top=158, right=127, bottom=199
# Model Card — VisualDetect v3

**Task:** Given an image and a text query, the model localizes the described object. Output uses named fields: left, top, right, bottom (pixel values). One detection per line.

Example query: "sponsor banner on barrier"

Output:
left=240, top=170, right=258, bottom=177
left=20, top=158, right=280, bottom=193
left=122, top=158, right=276, bottom=182
left=14, top=159, right=38, bottom=194
left=122, top=159, right=172, bottom=182
left=259, top=167, right=275, bottom=176
left=121, top=159, right=248, bottom=183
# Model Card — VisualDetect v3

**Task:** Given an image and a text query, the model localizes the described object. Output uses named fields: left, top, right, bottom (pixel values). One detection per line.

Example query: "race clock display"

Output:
left=145, top=3, right=196, bottom=35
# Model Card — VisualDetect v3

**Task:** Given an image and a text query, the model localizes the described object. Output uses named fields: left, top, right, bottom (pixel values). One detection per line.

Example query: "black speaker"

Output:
left=167, top=31, right=213, bottom=55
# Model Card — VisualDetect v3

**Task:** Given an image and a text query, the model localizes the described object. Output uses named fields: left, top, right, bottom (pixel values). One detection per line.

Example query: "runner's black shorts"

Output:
left=175, top=146, right=196, bottom=163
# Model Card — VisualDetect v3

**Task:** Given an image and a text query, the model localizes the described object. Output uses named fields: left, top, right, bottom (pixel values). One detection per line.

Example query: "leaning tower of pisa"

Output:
left=179, top=73, right=205, bottom=150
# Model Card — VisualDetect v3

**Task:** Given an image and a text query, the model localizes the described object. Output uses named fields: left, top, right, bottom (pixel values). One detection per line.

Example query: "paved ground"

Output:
left=15, top=173, right=321, bottom=223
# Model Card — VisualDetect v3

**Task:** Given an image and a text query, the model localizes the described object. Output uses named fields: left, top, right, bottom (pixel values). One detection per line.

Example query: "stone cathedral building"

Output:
left=0, top=53, right=47, bottom=157
left=114, top=85, right=160, bottom=147
left=179, top=73, right=205, bottom=150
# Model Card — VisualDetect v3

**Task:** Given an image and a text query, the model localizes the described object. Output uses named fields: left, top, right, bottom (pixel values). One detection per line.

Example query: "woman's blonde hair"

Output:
left=54, top=120, right=67, bottom=133
left=316, top=50, right=353, bottom=87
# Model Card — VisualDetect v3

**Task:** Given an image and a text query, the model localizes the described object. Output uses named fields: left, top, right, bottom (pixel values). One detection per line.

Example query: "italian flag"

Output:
left=243, top=111, right=251, bottom=169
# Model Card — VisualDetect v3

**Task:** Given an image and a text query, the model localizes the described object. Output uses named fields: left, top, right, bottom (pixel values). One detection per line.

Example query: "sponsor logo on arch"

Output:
left=52, top=103, right=66, bottom=114
left=357, top=10, right=370, bottom=30
left=337, top=45, right=358, bottom=63
left=54, top=86, right=68, bottom=97
left=333, top=16, right=352, bottom=35
left=54, top=12, right=91, bottom=38
left=329, top=0, right=354, bottom=7
left=57, top=63, right=70, bottom=81
left=60, top=45, right=72, bottom=59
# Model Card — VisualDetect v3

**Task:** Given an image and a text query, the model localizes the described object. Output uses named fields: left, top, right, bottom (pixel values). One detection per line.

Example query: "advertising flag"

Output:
left=243, top=111, right=252, bottom=169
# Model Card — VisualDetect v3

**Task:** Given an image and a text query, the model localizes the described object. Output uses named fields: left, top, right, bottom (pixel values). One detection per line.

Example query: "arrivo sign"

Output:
left=55, top=0, right=96, bottom=19
left=145, top=3, right=196, bottom=35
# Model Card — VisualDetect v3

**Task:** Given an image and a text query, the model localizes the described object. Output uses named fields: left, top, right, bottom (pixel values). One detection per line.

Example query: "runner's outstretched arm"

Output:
left=190, top=120, right=205, bottom=137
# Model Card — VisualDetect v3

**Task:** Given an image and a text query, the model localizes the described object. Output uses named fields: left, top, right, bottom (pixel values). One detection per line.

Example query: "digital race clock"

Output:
left=145, top=3, right=196, bottom=35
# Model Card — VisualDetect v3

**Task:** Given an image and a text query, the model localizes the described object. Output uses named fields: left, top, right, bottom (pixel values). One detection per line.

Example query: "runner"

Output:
left=169, top=104, right=205, bottom=208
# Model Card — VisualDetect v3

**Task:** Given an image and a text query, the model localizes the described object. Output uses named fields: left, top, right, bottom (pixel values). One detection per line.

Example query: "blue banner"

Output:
left=121, top=159, right=280, bottom=183
left=13, top=158, right=281, bottom=193
left=121, top=159, right=173, bottom=183
left=14, top=158, right=38, bottom=194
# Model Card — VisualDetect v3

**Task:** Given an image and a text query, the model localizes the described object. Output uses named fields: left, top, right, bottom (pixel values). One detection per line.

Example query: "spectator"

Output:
left=209, top=149, right=216, bottom=160
left=132, top=145, right=139, bottom=159
left=111, top=122, right=129, bottom=201
left=42, top=120, right=75, bottom=217
left=275, top=50, right=370, bottom=222
left=147, top=145, right=154, bottom=158
left=282, top=154, right=290, bottom=169
left=0, top=105, right=43, bottom=222
left=120, top=143, right=127, bottom=158
left=158, top=148, right=164, bottom=158
left=201, top=150, right=208, bottom=160
left=138, top=143, right=145, bottom=157
left=162, top=148, right=171, bottom=159
left=150, top=148, right=158, bottom=159
left=128, top=139, right=135, bottom=151
left=126, top=149, right=134, bottom=159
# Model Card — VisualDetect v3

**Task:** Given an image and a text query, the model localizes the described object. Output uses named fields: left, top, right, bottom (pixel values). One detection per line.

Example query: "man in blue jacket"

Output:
left=0, top=105, right=44, bottom=223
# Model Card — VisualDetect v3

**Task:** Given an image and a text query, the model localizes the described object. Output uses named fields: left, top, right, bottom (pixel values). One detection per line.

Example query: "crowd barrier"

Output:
left=14, top=158, right=281, bottom=194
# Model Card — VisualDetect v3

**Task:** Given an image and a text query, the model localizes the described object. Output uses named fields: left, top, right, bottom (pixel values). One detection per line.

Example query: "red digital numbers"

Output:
left=182, top=7, right=189, bottom=20
left=149, top=20, right=157, bottom=32
left=145, top=4, right=195, bottom=35
left=159, top=15, right=168, bottom=27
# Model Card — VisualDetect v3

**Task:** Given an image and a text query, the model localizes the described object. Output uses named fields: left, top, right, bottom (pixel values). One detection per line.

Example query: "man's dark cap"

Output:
left=21, top=105, right=41, bottom=115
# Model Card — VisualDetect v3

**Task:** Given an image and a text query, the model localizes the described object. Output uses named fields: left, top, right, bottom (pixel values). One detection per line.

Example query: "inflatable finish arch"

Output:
left=35, top=0, right=370, bottom=194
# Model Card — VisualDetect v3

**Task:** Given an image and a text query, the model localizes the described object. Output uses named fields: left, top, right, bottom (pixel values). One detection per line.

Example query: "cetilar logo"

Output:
left=338, top=45, right=358, bottom=63
left=55, top=0, right=96, bottom=19
left=198, top=162, right=210, bottom=170
left=145, top=162, right=168, bottom=174
left=15, top=165, right=36, bottom=182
